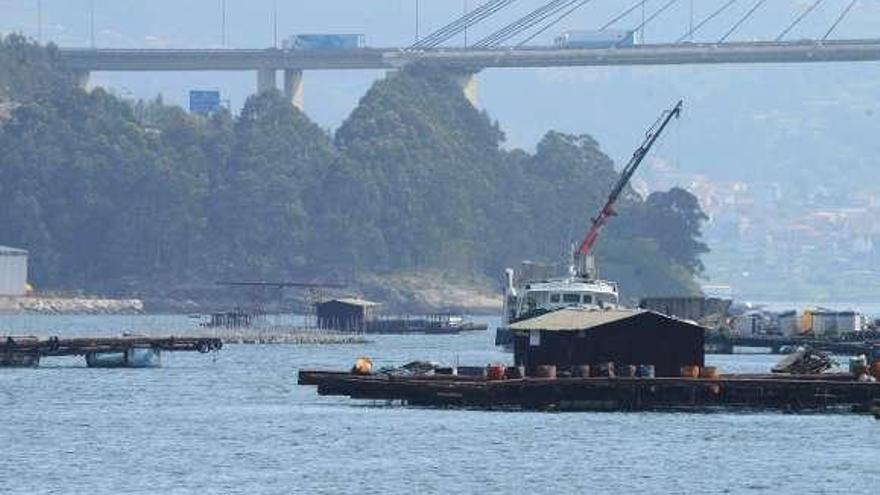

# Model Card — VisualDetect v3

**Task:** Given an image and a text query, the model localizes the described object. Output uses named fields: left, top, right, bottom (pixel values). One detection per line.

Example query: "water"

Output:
left=1, top=315, right=878, bottom=494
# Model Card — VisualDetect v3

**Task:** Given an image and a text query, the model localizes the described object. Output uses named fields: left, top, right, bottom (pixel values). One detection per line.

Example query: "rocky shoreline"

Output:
left=0, top=296, right=144, bottom=315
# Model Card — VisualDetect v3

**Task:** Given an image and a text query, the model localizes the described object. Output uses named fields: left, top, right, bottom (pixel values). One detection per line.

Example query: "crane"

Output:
left=574, top=99, right=683, bottom=277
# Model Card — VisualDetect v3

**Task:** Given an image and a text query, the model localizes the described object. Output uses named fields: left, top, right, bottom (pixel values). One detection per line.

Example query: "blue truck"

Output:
left=554, top=30, right=635, bottom=49
left=282, top=34, right=366, bottom=51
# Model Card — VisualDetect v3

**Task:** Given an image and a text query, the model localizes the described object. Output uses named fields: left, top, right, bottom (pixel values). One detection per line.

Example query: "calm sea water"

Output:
left=1, top=315, right=878, bottom=494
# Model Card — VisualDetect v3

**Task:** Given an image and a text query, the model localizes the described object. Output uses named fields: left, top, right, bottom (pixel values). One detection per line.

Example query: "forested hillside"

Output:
left=0, top=36, right=708, bottom=302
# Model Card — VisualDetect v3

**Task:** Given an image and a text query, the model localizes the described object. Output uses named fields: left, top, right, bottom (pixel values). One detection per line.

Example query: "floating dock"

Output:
left=705, top=334, right=880, bottom=355
left=298, top=370, right=880, bottom=413
left=1, top=335, right=222, bottom=368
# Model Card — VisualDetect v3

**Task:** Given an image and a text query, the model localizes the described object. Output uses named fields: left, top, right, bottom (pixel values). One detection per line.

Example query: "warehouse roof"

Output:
left=509, top=307, right=700, bottom=332
left=0, top=245, right=27, bottom=255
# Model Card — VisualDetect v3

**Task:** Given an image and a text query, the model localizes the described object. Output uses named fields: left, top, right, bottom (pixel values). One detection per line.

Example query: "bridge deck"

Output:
left=56, top=39, right=880, bottom=72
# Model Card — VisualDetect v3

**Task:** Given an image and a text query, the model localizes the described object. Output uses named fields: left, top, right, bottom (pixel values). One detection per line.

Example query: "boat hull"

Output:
left=85, top=348, right=162, bottom=368
left=0, top=353, right=40, bottom=367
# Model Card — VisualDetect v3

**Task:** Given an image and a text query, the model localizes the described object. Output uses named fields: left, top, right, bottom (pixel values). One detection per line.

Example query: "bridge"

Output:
left=50, top=0, right=880, bottom=108
left=57, top=39, right=880, bottom=108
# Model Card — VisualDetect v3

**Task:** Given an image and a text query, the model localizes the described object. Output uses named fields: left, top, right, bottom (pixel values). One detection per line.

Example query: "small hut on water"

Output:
left=509, top=308, right=705, bottom=377
left=316, top=298, right=379, bottom=332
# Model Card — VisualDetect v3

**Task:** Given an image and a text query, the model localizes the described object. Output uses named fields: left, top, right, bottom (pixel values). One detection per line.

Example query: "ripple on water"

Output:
left=0, top=315, right=877, bottom=494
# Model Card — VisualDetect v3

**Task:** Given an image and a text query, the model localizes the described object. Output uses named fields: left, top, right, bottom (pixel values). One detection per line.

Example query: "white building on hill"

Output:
left=0, top=245, right=28, bottom=296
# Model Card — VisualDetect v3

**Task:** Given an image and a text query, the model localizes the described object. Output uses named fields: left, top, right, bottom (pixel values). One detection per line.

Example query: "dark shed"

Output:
left=510, top=308, right=705, bottom=377
left=316, top=298, right=379, bottom=332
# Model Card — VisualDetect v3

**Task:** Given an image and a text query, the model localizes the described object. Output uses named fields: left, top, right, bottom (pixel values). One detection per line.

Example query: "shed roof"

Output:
left=320, top=298, right=380, bottom=308
left=0, top=245, right=27, bottom=255
left=509, top=307, right=700, bottom=332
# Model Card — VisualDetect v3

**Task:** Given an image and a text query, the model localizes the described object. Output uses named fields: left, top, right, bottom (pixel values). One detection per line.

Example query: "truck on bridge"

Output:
left=554, top=29, right=635, bottom=49
left=282, top=34, right=366, bottom=51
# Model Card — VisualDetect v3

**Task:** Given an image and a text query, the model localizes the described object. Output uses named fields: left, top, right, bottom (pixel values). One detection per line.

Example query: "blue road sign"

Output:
left=189, top=90, right=221, bottom=114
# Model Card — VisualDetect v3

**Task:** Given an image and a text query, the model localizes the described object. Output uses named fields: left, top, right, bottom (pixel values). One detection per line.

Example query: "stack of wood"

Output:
left=772, top=347, right=835, bottom=375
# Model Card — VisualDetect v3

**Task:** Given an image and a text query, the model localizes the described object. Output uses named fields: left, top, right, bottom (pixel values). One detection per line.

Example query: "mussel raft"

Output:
left=298, top=368, right=880, bottom=414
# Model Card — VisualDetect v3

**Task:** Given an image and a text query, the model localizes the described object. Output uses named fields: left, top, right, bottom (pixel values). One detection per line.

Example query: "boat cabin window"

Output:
left=563, top=294, right=580, bottom=304
left=582, top=294, right=593, bottom=304
left=549, top=294, right=560, bottom=303
left=526, top=294, right=538, bottom=311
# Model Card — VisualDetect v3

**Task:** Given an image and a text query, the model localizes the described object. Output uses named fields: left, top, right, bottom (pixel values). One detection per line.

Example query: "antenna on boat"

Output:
left=573, top=99, right=683, bottom=279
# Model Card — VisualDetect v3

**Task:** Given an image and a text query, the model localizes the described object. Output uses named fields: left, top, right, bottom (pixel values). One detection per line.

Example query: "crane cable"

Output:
left=823, top=0, right=858, bottom=41
left=599, top=0, right=649, bottom=31
left=409, top=0, right=518, bottom=49
left=676, top=0, right=738, bottom=43
left=472, top=0, right=578, bottom=48
left=516, top=0, right=598, bottom=47
left=776, top=0, right=826, bottom=42
left=718, top=0, right=766, bottom=43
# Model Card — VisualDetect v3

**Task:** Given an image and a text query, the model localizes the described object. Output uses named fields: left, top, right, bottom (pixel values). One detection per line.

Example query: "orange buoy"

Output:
left=699, top=366, right=720, bottom=379
left=486, top=363, right=506, bottom=380
left=351, top=357, right=372, bottom=375
left=680, top=365, right=700, bottom=378
left=871, top=361, right=880, bottom=381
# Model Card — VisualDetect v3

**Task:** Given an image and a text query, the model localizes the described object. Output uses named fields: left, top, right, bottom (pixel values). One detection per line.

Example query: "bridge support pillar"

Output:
left=283, top=69, right=304, bottom=110
left=257, top=68, right=277, bottom=94
left=74, top=70, right=90, bottom=91
left=451, top=71, right=478, bottom=106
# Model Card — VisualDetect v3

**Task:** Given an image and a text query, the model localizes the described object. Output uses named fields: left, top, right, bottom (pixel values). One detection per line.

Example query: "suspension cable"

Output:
left=718, top=0, right=766, bottom=43
left=411, top=0, right=508, bottom=48
left=631, top=0, right=680, bottom=38
left=599, top=0, right=649, bottom=31
left=415, top=0, right=516, bottom=48
left=776, top=0, right=825, bottom=42
left=822, top=0, right=857, bottom=41
left=409, top=0, right=518, bottom=49
left=473, top=0, right=575, bottom=48
left=516, top=0, right=598, bottom=47
left=676, top=0, right=738, bottom=43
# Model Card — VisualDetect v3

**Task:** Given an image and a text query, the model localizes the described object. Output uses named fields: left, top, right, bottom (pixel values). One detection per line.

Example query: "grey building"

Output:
left=0, top=246, right=28, bottom=296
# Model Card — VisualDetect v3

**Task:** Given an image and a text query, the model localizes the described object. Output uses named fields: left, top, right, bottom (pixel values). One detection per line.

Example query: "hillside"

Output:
left=0, top=36, right=708, bottom=308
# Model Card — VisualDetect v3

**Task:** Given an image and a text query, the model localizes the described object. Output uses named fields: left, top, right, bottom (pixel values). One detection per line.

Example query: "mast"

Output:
left=574, top=99, right=683, bottom=277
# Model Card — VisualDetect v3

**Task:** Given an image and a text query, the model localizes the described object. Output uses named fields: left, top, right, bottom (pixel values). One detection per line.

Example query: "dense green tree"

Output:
left=0, top=37, right=709, bottom=301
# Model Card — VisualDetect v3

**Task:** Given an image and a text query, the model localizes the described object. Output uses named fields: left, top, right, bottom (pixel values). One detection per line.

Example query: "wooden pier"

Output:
left=298, top=370, right=880, bottom=413
left=1, top=335, right=222, bottom=367
left=705, top=334, right=880, bottom=355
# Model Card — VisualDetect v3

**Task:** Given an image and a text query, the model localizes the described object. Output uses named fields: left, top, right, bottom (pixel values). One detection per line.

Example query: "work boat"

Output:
left=495, top=100, right=683, bottom=349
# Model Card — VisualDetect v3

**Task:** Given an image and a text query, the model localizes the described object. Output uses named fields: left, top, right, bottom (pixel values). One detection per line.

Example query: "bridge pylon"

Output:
left=283, top=69, right=304, bottom=110
left=451, top=70, right=479, bottom=106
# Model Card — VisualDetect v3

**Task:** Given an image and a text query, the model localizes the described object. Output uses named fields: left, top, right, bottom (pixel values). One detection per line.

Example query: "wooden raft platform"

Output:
left=298, top=370, right=880, bottom=412
left=2, top=335, right=223, bottom=356
left=1, top=335, right=223, bottom=367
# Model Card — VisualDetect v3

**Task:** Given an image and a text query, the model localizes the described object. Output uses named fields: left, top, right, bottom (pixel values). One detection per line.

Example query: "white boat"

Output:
left=495, top=101, right=683, bottom=349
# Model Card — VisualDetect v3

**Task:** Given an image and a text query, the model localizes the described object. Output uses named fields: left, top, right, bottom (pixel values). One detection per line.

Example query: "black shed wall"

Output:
left=316, top=301, right=366, bottom=331
left=513, top=312, right=704, bottom=377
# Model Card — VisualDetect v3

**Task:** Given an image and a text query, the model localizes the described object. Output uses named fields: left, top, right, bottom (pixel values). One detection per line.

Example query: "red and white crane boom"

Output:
left=576, top=100, right=683, bottom=259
